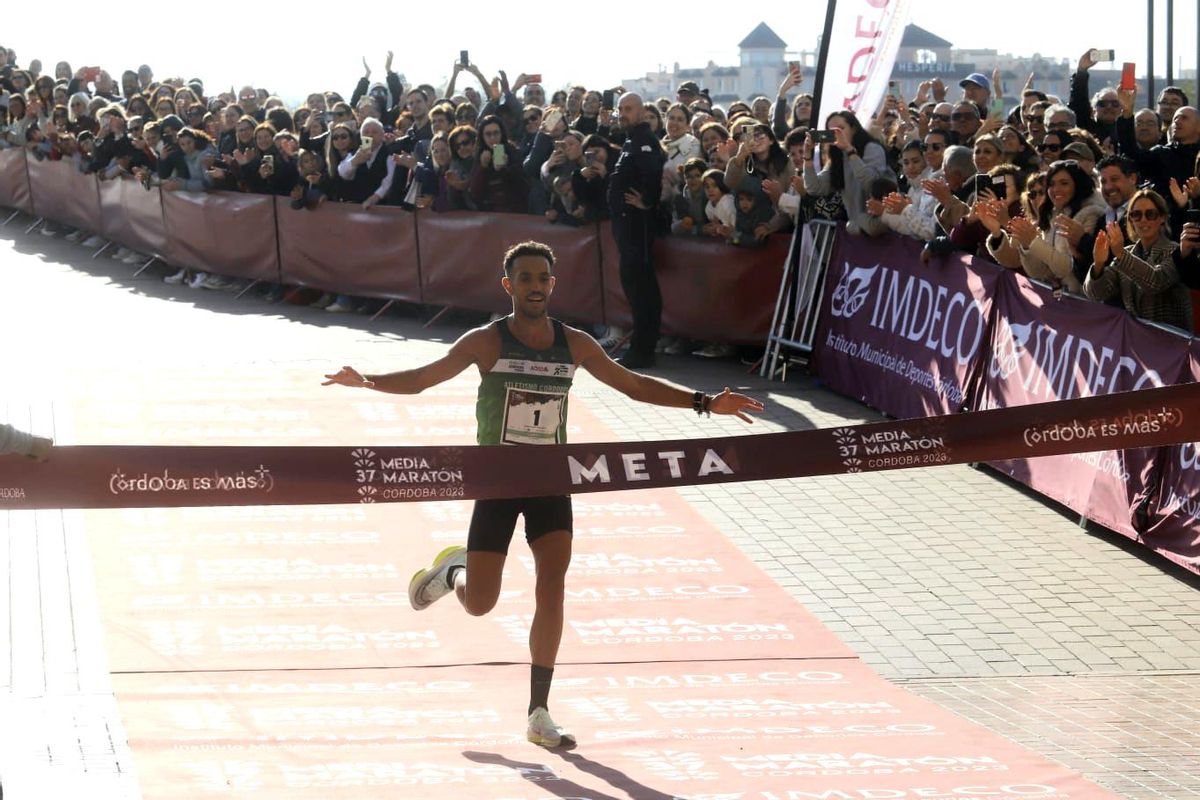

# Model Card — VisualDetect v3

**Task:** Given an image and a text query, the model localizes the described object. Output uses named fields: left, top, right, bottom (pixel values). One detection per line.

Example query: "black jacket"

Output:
left=606, top=122, right=664, bottom=221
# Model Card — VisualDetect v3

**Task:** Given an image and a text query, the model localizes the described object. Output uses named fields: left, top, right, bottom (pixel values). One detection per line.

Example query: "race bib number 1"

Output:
left=502, top=388, right=566, bottom=445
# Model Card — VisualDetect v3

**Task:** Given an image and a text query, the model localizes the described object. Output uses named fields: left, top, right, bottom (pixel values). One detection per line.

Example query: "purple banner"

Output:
left=1143, top=341, right=1200, bottom=572
left=815, top=233, right=1000, bottom=418
left=978, top=274, right=1192, bottom=537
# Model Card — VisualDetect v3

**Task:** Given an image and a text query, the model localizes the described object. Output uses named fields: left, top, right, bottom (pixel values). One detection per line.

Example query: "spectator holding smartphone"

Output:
left=570, top=134, right=619, bottom=221
left=334, top=117, right=394, bottom=208
left=1087, top=188, right=1192, bottom=331
left=469, top=115, right=528, bottom=213
left=803, top=111, right=893, bottom=235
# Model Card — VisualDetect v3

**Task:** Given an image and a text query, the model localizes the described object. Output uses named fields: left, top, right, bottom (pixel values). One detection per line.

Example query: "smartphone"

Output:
left=991, top=174, right=1008, bottom=200
left=459, top=50, right=469, bottom=67
left=584, top=151, right=596, bottom=166
left=1185, top=209, right=1200, bottom=226
left=528, top=74, right=542, bottom=84
left=1120, top=63, right=1137, bottom=92
left=1089, top=49, right=1115, bottom=63
left=360, top=135, right=373, bottom=151
left=888, top=81, right=901, bottom=99
left=492, top=143, right=507, bottom=167
left=263, top=154, right=274, bottom=167
left=973, top=174, right=990, bottom=197
left=810, top=130, right=837, bottom=144
left=789, top=60, right=801, bottom=74
left=602, top=89, right=615, bottom=110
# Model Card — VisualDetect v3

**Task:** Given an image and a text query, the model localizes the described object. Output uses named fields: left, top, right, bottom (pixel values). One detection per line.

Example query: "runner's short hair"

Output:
left=503, top=241, right=555, bottom=276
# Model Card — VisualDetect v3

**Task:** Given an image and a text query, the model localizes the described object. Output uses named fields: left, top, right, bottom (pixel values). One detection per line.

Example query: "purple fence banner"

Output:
left=977, top=273, right=1192, bottom=538
left=1143, top=340, right=1200, bottom=572
left=815, top=233, right=1000, bottom=418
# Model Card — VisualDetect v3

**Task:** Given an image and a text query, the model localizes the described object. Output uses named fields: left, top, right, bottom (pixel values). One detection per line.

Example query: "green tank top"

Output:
left=476, top=317, right=576, bottom=446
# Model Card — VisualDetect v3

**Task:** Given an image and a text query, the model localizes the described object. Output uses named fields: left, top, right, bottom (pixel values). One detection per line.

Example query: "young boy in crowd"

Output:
left=731, top=188, right=774, bottom=246
left=289, top=149, right=327, bottom=210
left=671, top=157, right=708, bottom=235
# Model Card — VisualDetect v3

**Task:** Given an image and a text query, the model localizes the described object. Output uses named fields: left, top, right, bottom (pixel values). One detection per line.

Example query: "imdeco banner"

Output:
left=1, top=383, right=1196, bottom=510
left=814, top=0, right=915, bottom=128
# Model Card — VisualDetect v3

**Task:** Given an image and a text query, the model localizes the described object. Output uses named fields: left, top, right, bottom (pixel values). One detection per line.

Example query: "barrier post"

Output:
left=761, top=219, right=838, bottom=380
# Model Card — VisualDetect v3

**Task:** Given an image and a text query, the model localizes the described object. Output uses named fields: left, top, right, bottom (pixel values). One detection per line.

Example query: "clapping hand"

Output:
left=883, top=192, right=910, bottom=215
left=1092, top=229, right=1111, bottom=270
left=1008, top=216, right=1038, bottom=248
left=921, top=178, right=952, bottom=206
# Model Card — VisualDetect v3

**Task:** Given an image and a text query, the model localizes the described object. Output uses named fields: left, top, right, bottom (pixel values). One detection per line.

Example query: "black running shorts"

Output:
left=466, top=495, right=573, bottom=554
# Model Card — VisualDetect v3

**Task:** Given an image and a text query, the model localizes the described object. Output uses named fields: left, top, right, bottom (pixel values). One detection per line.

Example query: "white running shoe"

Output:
left=188, top=272, right=209, bottom=289
left=163, top=268, right=187, bottom=285
left=408, top=546, right=467, bottom=610
left=81, top=234, right=106, bottom=248
left=326, top=300, right=354, bottom=313
left=527, top=707, right=575, bottom=748
left=64, top=229, right=83, bottom=243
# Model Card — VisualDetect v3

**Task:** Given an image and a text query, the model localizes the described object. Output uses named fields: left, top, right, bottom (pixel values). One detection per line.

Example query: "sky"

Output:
left=6, top=1, right=1198, bottom=105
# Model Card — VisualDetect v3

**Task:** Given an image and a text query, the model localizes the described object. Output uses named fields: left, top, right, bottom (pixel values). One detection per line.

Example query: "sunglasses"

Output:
left=525, top=116, right=541, bottom=123
left=334, top=110, right=350, bottom=118
left=1096, top=100, right=1121, bottom=109
left=1037, top=143, right=1062, bottom=153
left=930, top=113, right=951, bottom=122
left=950, top=112, right=976, bottom=122
left=456, top=139, right=476, bottom=147
left=1128, top=208, right=1161, bottom=221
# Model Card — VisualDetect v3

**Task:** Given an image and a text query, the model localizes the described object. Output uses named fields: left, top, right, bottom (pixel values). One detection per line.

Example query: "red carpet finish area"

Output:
left=55, top=366, right=1117, bottom=799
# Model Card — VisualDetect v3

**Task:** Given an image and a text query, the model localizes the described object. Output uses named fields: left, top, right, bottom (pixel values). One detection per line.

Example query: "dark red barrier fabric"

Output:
left=417, top=212, right=604, bottom=320
left=97, top=178, right=167, bottom=256
left=597, top=223, right=787, bottom=342
left=978, top=274, right=1191, bottom=538
left=0, top=149, right=32, bottom=213
left=277, top=200, right=421, bottom=300
left=26, top=158, right=100, bottom=232
left=4, top=381, right=1198, bottom=511
left=815, top=232, right=1001, bottom=418
left=161, top=191, right=279, bottom=281
left=1133, top=343, right=1200, bottom=572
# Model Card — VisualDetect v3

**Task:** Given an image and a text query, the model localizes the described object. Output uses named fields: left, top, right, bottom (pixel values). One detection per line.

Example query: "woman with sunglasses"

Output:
left=1036, top=129, right=1073, bottom=169
left=1006, top=159, right=1105, bottom=293
left=446, top=124, right=479, bottom=210
left=1087, top=188, right=1192, bottom=331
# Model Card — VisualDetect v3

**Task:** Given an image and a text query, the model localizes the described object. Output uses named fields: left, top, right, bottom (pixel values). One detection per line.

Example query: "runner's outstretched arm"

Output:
left=569, top=330, right=764, bottom=423
left=322, top=330, right=484, bottom=394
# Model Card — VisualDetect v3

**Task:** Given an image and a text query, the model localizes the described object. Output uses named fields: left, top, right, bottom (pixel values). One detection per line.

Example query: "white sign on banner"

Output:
left=815, top=0, right=915, bottom=128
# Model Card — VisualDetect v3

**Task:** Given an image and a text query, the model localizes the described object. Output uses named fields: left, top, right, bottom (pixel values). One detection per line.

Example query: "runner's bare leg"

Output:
left=528, top=530, right=572, bottom=667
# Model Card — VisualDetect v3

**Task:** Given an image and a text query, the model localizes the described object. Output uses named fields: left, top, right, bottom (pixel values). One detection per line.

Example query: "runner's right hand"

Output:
left=322, top=366, right=375, bottom=388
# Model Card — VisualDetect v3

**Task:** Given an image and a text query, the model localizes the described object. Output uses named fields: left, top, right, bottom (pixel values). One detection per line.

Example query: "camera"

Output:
left=459, top=50, right=469, bottom=67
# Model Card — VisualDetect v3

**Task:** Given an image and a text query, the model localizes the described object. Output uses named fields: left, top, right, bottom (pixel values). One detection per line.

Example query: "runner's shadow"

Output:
left=462, top=750, right=675, bottom=800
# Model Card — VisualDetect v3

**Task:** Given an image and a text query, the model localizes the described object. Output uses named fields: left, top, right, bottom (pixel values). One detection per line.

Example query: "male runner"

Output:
left=323, top=240, right=763, bottom=747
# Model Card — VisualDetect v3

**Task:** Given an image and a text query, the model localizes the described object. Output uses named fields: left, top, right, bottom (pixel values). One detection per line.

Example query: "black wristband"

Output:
left=692, top=391, right=705, bottom=415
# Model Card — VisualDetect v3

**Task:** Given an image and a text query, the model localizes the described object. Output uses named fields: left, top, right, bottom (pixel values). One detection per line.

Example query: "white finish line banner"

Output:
left=1, top=384, right=1197, bottom=510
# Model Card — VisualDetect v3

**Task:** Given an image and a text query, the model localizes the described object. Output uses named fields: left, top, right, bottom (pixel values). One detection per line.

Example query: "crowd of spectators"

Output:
left=2, top=45, right=1199, bottom=344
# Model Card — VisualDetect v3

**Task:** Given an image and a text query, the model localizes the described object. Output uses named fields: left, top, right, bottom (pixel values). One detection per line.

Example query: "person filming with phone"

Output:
left=468, top=114, right=528, bottom=213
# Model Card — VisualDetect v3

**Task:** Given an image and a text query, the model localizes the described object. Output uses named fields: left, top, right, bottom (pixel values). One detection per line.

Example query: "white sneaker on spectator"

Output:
left=39, top=223, right=58, bottom=237
left=113, top=247, right=133, bottom=260
left=655, top=336, right=678, bottom=354
left=188, top=272, right=209, bottom=289
left=597, top=326, right=626, bottom=350
left=202, top=274, right=231, bottom=290
left=694, top=343, right=734, bottom=359
left=310, top=293, right=335, bottom=309
left=664, top=338, right=694, bottom=356
left=81, top=234, right=106, bottom=248
left=163, top=268, right=187, bottom=285
left=326, top=300, right=355, bottom=313
left=64, top=228, right=83, bottom=243
left=122, top=251, right=148, bottom=264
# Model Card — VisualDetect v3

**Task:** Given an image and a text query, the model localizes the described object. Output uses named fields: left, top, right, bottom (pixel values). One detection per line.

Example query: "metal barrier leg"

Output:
left=370, top=300, right=395, bottom=322
left=132, top=256, right=160, bottom=278
left=234, top=279, right=261, bottom=300
left=90, top=240, right=114, bottom=260
left=2, top=209, right=20, bottom=226
left=423, top=306, right=454, bottom=328
left=25, top=217, right=44, bottom=235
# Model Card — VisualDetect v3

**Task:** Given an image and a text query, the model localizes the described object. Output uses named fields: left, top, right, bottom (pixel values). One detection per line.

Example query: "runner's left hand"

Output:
left=708, top=387, right=765, bottom=423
